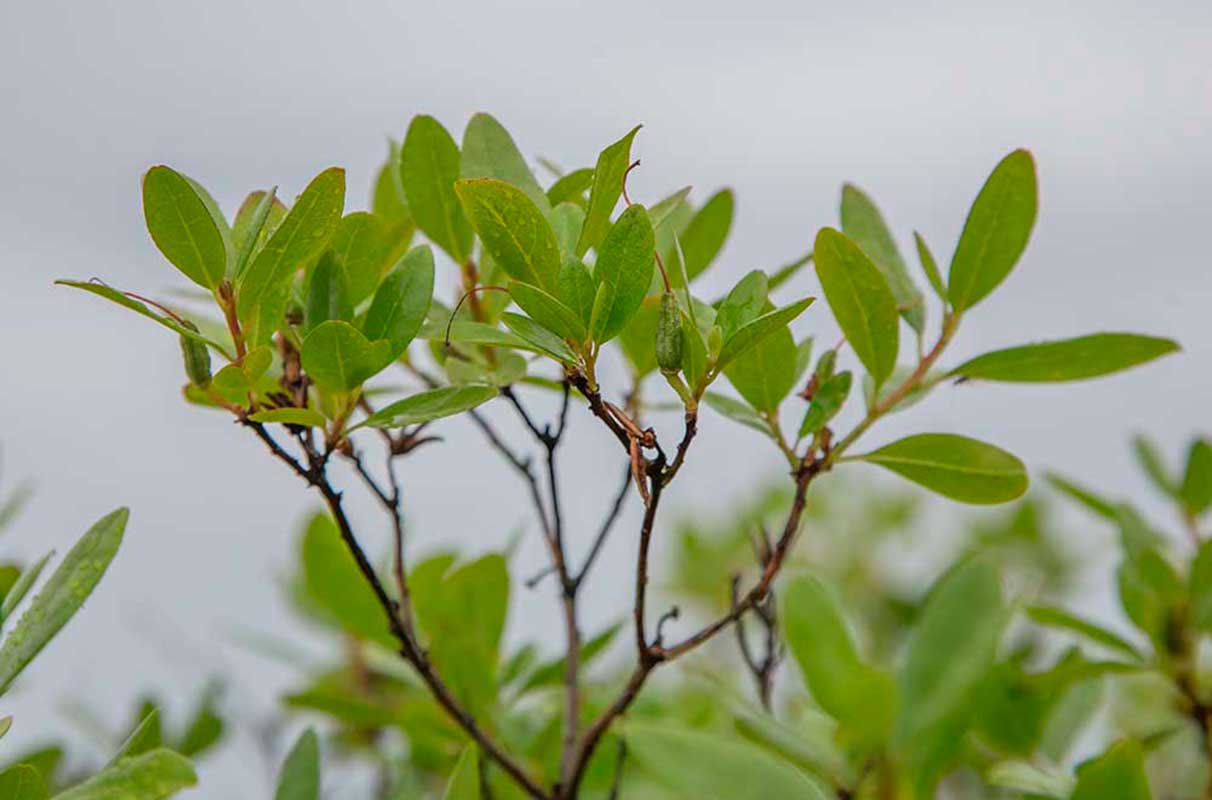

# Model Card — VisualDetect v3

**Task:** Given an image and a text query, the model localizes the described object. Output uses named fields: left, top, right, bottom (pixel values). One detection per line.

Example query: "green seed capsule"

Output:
left=655, top=292, right=684, bottom=373
left=178, top=322, right=211, bottom=387
left=707, top=324, right=724, bottom=361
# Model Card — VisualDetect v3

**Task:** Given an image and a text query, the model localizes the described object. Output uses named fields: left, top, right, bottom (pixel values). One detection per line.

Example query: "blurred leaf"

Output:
left=0, top=765, right=46, bottom=800
left=1191, top=540, right=1212, bottom=632
left=0, top=552, right=51, bottom=624
left=460, top=113, right=549, bottom=214
left=111, top=709, right=162, bottom=764
left=1132, top=434, right=1180, bottom=499
left=507, top=281, right=587, bottom=342
left=300, top=321, right=392, bottom=392
left=1025, top=605, right=1143, bottom=662
left=275, top=729, right=319, bottom=800
left=238, top=168, right=345, bottom=343
left=441, top=746, right=479, bottom=800
left=648, top=186, right=692, bottom=232
left=141, top=166, right=228, bottom=290
left=500, top=313, right=578, bottom=363
left=1180, top=439, right=1212, bottom=517
left=732, top=705, right=850, bottom=789
left=855, top=433, right=1028, bottom=504
left=1118, top=546, right=1183, bottom=647
left=456, top=178, right=561, bottom=291
left=947, top=150, right=1038, bottom=313
left=617, top=295, right=662, bottom=376
left=840, top=184, right=924, bottom=332
left=520, top=623, right=621, bottom=692
left=546, top=168, right=594, bottom=208
left=667, top=189, right=733, bottom=286
left=813, top=227, right=899, bottom=386
left=950, top=334, right=1178, bottom=383
left=589, top=205, right=655, bottom=343
left=1044, top=472, right=1118, bottom=520
left=625, top=722, right=828, bottom=800
left=912, top=231, right=946, bottom=301
left=0, top=508, right=126, bottom=695
left=400, top=115, right=473, bottom=263
left=783, top=575, right=896, bottom=749
left=550, top=204, right=586, bottom=257
left=300, top=513, right=393, bottom=645
left=702, top=392, right=767, bottom=434
left=986, top=760, right=1072, bottom=798
left=175, top=683, right=224, bottom=758
left=767, top=251, right=813, bottom=292
left=798, top=371, right=852, bottom=439
left=54, top=749, right=196, bottom=800
left=248, top=409, right=327, bottom=428
left=362, top=245, right=435, bottom=358
left=576, top=125, right=641, bottom=255
left=1071, top=740, right=1152, bottom=800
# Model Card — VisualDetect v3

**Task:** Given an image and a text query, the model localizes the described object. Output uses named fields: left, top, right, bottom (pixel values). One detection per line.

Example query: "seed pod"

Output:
left=178, top=322, right=211, bottom=387
left=707, top=324, right=724, bottom=361
left=655, top=291, right=684, bottom=373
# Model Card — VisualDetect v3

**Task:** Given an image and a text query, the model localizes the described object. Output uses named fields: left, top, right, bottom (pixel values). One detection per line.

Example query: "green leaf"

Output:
left=813, top=227, right=899, bottom=386
left=0, top=765, right=45, bottom=800
left=589, top=204, right=655, bottom=343
left=500, top=313, right=578, bottom=363
left=141, top=166, right=228, bottom=290
left=576, top=125, right=641, bottom=255
left=647, top=185, right=692, bottom=232
left=300, top=321, right=392, bottom=393
left=460, top=113, right=549, bottom=214
left=895, top=560, right=1004, bottom=779
left=617, top=295, right=662, bottom=376
left=441, top=746, right=480, bottom=800
left=330, top=212, right=397, bottom=306
left=175, top=682, right=225, bottom=757
left=783, top=575, right=896, bottom=749
left=546, top=168, right=594, bottom=207
left=680, top=311, right=708, bottom=388
left=0, top=552, right=51, bottom=624
left=55, top=281, right=231, bottom=358
left=248, top=408, right=327, bottom=428
left=947, top=149, right=1038, bottom=313
left=798, top=371, right=852, bottom=439
left=420, top=319, right=537, bottom=354
left=238, top=168, right=346, bottom=342
left=275, top=729, right=320, bottom=800
left=625, top=722, right=829, bottom=800
left=1118, top=546, right=1183, bottom=646
left=455, top=178, right=561, bottom=291
left=519, top=622, right=621, bottom=691
left=715, top=270, right=769, bottom=339
left=668, top=189, right=733, bottom=286
left=715, top=298, right=814, bottom=374
left=400, top=115, right=473, bottom=263
left=1180, top=439, right=1212, bottom=516
left=986, top=760, right=1073, bottom=798
left=1071, top=740, right=1152, bottom=800
left=557, top=255, right=596, bottom=324
left=300, top=513, right=392, bottom=644
left=840, top=184, right=924, bottom=333
left=913, top=231, right=947, bottom=300
left=508, top=281, right=588, bottom=342
left=209, top=345, right=272, bottom=405
left=951, top=333, right=1178, bottom=383
left=1191, top=540, right=1212, bottom=632
left=855, top=433, right=1028, bottom=505
left=232, top=189, right=286, bottom=276
left=1024, top=605, right=1143, bottom=661
left=550, top=203, right=586, bottom=257
left=53, top=749, right=196, bottom=800
left=0, top=509, right=126, bottom=695
left=723, top=313, right=801, bottom=412
left=702, top=392, right=767, bottom=434
left=1132, top=434, right=1180, bottom=499
left=303, top=253, right=352, bottom=333
left=111, top=710, right=162, bottom=764
left=361, top=245, right=435, bottom=358
left=359, top=386, right=498, bottom=429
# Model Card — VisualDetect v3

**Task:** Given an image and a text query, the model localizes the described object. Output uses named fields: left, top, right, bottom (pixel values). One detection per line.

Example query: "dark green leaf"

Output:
left=813, top=227, right=899, bottom=386
left=500, top=313, right=578, bottom=363
left=947, top=150, right=1038, bottom=313
left=913, top=231, right=946, bottom=300
left=54, top=749, right=196, bottom=800
left=233, top=188, right=283, bottom=279
left=508, top=281, right=588, bottom=342
left=275, top=729, right=320, bottom=800
left=951, top=333, right=1178, bottom=383
left=300, top=321, right=392, bottom=393
left=455, top=178, right=561, bottom=291
left=576, top=125, right=641, bottom=255
left=142, top=166, right=228, bottom=290
left=460, top=113, right=549, bottom=214
left=359, top=386, right=498, bottom=429
left=557, top=255, right=596, bottom=324
left=400, top=115, right=473, bottom=263
left=798, top=371, right=852, bottom=439
left=840, top=184, right=924, bottom=332
left=1180, top=439, right=1212, bottom=516
left=855, top=433, right=1028, bottom=505
left=362, top=245, right=435, bottom=358
left=589, top=204, right=655, bottom=343
left=303, top=254, right=352, bottom=333
left=715, top=298, right=814, bottom=374
left=715, top=270, right=769, bottom=340
left=0, top=509, right=126, bottom=695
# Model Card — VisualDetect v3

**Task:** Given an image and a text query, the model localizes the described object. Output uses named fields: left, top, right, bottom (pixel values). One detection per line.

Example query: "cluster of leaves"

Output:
left=54, top=111, right=1184, bottom=799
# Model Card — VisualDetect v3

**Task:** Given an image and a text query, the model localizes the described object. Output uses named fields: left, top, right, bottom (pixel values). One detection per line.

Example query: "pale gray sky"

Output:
left=1, top=0, right=1210, bottom=795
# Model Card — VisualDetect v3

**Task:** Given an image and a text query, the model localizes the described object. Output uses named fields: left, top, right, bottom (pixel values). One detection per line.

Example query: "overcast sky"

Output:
left=1, top=0, right=1210, bottom=795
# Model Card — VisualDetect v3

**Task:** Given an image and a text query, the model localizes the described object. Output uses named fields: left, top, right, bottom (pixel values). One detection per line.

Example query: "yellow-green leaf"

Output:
left=455, top=178, right=560, bottom=291
left=814, top=227, right=899, bottom=386
left=950, top=333, right=1178, bottom=383
left=854, top=433, right=1027, bottom=504
left=142, top=166, right=228, bottom=290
